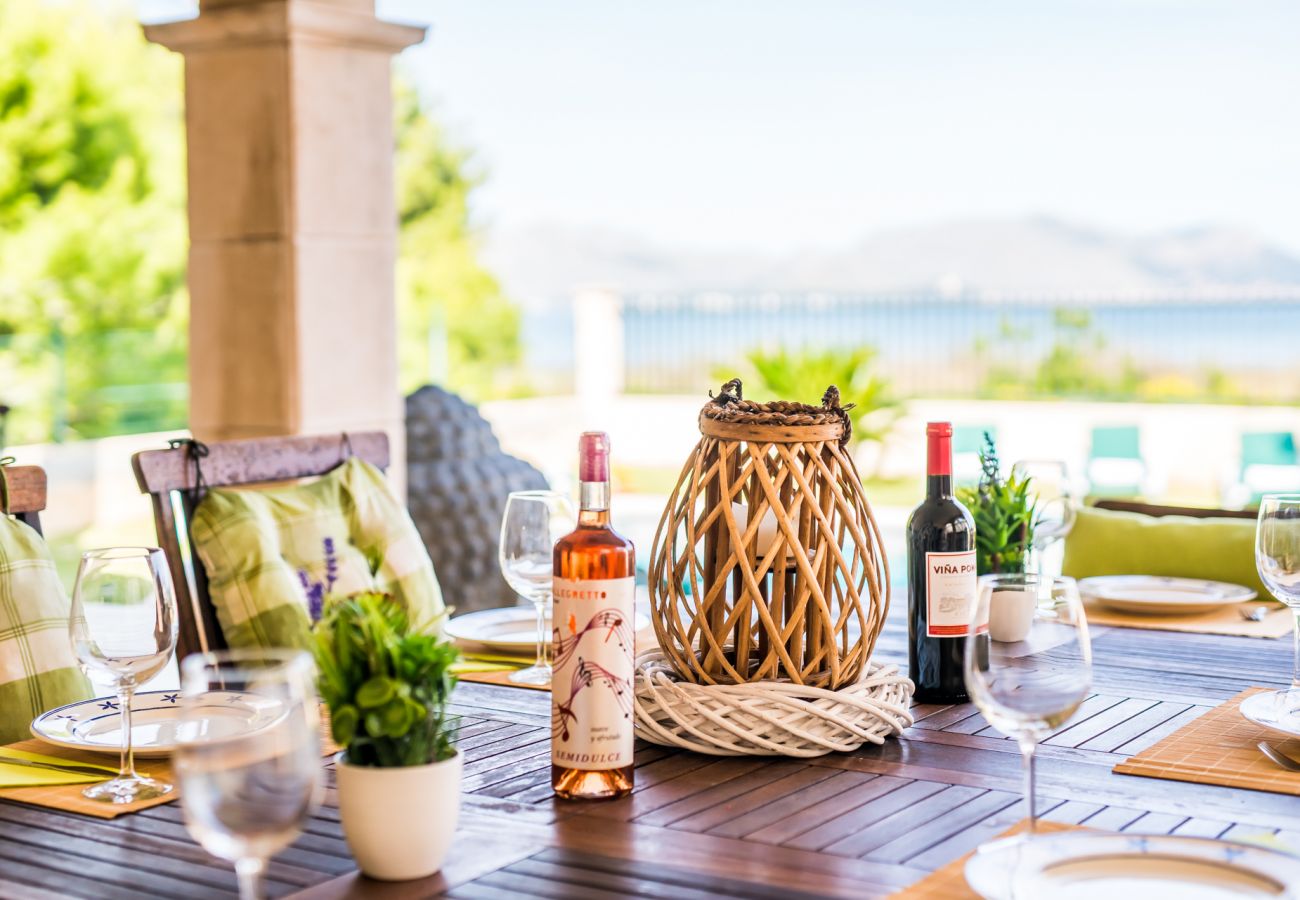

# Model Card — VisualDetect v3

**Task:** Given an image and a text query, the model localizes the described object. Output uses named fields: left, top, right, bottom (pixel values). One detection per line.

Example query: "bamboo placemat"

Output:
left=1114, top=687, right=1300, bottom=795
left=0, top=739, right=176, bottom=819
left=2, top=711, right=341, bottom=819
left=1084, top=599, right=1291, bottom=638
left=452, top=620, right=659, bottom=693
left=888, top=820, right=1082, bottom=899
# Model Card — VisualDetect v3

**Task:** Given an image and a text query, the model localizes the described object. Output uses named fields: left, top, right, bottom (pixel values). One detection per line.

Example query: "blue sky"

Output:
left=140, top=1, right=1300, bottom=254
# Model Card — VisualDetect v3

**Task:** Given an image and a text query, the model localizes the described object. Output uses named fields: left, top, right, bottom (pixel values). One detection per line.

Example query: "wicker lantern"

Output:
left=648, top=380, right=890, bottom=690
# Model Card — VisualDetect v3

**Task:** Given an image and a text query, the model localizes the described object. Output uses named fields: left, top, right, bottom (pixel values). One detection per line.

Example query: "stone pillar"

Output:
left=144, top=0, right=424, bottom=490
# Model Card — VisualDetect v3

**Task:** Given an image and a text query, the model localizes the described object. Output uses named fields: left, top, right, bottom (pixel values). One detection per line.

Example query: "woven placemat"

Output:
left=1084, top=599, right=1290, bottom=638
left=1115, top=687, right=1300, bottom=795
left=1, top=712, right=341, bottom=819
left=0, top=739, right=176, bottom=819
left=456, top=669, right=548, bottom=692
left=888, top=820, right=1082, bottom=899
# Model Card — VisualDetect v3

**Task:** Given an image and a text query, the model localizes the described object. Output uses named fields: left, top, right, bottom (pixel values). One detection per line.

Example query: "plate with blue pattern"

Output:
left=965, top=832, right=1300, bottom=898
left=31, top=690, right=280, bottom=758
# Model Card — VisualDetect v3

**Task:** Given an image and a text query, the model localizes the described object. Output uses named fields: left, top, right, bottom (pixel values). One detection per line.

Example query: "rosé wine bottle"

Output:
left=551, top=432, right=636, bottom=800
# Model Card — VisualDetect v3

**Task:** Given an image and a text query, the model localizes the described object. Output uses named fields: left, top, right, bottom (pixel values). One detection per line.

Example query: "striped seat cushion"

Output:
left=0, top=516, right=92, bottom=744
left=190, top=457, right=445, bottom=649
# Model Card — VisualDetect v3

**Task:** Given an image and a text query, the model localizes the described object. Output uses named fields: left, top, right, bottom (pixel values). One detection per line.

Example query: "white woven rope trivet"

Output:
left=632, top=648, right=915, bottom=757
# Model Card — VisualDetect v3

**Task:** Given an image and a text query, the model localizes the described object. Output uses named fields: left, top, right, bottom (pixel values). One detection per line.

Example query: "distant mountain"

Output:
left=481, top=217, right=1300, bottom=306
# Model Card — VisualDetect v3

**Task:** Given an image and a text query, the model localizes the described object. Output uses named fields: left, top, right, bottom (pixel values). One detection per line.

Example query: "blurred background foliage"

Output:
left=721, top=346, right=901, bottom=448
left=0, top=0, right=522, bottom=445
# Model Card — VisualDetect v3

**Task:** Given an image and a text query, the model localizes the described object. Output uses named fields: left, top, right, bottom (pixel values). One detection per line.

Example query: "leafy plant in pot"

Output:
left=312, top=591, right=460, bottom=881
left=955, top=433, right=1038, bottom=575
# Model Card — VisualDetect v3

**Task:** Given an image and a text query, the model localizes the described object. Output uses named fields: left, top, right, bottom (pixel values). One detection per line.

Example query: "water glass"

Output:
left=964, top=574, right=1091, bottom=834
left=70, top=547, right=178, bottom=803
left=1012, top=460, right=1077, bottom=575
left=499, top=490, right=576, bottom=685
left=174, top=650, right=321, bottom=900
left=1256, top=494, right=1300, bottom=713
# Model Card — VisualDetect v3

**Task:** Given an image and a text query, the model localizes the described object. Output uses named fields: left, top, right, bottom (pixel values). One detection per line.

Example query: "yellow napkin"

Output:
left=0, top=747, right=117, bottom=788
left=452, top=655, right=527, bottom=675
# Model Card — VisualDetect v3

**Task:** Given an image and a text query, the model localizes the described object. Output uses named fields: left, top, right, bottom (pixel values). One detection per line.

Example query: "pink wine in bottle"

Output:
left=551, top=432, right=636, bottom=800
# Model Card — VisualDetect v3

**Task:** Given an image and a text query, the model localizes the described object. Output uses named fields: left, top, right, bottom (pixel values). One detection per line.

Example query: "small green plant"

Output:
left=311, top=591, right=458, bottom=767
left=956, top=434, right=1037, bottom=575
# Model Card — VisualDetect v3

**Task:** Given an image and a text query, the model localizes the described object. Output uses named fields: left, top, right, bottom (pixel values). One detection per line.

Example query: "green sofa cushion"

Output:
left=1062, top=505, right=1269, bottom=600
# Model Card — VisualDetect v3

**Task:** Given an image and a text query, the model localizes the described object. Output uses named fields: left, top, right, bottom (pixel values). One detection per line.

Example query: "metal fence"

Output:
left=610, top=291, right=1300, bottom=401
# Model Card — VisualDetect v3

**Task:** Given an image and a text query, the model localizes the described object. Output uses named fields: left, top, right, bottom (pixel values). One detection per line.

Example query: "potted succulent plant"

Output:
left=312, top=591, right=460, bottom=881
left=956, top=433, right=1038, bottom=575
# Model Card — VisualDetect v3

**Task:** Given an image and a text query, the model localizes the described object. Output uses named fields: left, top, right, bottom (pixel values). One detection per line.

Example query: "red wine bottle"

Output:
left=551, top=432, right=636, bottom=800
left=907, top=421, right=977, bottom=703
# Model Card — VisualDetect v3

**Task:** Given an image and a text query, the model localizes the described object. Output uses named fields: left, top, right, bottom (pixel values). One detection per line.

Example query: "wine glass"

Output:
left=1012, top=460, right=1077, bottom=576
left=499, top=490, right=576, bottom=685
left=174, top=649, right=321, bottom=900
left=1256, top=495, right=1300, bottom=715
left=964, top=574, right=1091, bottom=835
left=69, top=547, right=178, bottom=803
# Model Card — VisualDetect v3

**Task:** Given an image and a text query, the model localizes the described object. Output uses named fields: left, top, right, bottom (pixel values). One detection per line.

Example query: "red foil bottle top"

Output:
left=579, top=432, right=610, bottom=482
left=926, top=421, right=953, bottom=476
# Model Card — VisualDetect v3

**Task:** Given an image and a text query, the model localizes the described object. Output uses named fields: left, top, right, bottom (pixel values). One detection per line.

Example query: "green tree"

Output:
left=0, top=0, right=187, bottom=442
left=394, top=80, right=522, bottom=399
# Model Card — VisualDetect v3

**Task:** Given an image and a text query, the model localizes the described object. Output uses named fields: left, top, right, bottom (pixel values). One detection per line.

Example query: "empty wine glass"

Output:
left=1256, top=495, right=1300, bottom=715
left=174, top=650, right=321, bottom=900
left=965, top=574, right=1091, bottom=835
left=499, top=490, right=576, bottom=685
left=69, top=547, right=178, bottom=803
left=1012, top=460, right=1077, bottom=576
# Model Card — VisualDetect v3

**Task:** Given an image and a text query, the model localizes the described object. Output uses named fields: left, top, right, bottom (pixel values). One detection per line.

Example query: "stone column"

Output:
left=145, top=0, right=424, bottom=489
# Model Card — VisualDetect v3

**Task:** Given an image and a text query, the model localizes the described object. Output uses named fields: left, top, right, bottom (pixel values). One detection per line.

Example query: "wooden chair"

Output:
left=3, top=465, right=49, bottom=535
left=1093, top=498, right=1257, bottom=520
left=133, top=432, right=390, bottom=662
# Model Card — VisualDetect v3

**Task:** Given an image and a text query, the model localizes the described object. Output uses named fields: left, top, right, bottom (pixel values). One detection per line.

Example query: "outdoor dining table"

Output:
left=1, top=602, right=1295, bottom=899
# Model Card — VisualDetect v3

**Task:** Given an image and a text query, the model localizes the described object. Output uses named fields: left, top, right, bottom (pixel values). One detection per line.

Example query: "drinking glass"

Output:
left=1012, top=460, right=1077, bottom=575
left=174, top=650, right=321, bottom=900
left=1256, top=494, right=1300, bottom=714
left=964, top=574, right=1091, bottom=834
left=69, top=547, right=178, bottom=803
left=499, top=490, right=576, bottom=685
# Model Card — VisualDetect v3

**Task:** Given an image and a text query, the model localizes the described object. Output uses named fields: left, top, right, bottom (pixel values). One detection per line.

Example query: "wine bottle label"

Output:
left=925, top=550, right=977, bottom=637
left=551, top=576, right=636, bottom=770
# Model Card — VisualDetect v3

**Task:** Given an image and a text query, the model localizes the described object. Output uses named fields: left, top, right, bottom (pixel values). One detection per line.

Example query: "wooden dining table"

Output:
left=1, top=603, right=1295, bottom=900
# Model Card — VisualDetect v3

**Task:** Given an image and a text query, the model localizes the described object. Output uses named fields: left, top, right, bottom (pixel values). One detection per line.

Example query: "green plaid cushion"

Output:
left=190, top=457, right=444, bottom=649
left=0, top=515, right=92, bottom=744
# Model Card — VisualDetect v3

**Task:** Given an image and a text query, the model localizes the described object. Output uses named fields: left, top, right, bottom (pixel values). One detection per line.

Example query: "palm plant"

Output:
left=727, top=346, right=899, bottom=446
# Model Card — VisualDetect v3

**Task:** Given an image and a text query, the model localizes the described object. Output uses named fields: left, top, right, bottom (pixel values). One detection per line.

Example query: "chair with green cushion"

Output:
left=0, top=464, right=93, bottom=743
left=1087, top=425, right=1145, bottom=498
left=1236, top=431, right=1300, bottom=507
left=133, top=433, right=445, bottom=661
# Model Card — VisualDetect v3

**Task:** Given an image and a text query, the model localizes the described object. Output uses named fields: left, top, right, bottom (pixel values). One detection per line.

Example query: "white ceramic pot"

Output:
left=334, top=750, right=463, bottom=881
left=988, top=587, right=1037, bottom=643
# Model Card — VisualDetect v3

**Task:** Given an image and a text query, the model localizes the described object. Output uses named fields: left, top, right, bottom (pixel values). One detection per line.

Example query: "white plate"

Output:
left=966, top=832, right=1300, bottom=899
left=1080, top=575, right=1256, bottom=616
left=1240, top=690, right=1300, bottom=740
left=31, top=691, right=280, bottom=758
left=445, top=606, right=650, bottom=652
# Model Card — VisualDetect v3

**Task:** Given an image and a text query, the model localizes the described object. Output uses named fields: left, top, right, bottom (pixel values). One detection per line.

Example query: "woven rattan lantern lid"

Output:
left=699, top=380, right=853, bottom=444
left=649, top=379, right=889, bottom=690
